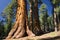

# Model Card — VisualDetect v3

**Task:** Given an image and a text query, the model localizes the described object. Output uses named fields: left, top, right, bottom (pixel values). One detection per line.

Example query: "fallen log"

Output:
left=4, top=31, right=60, bottom=40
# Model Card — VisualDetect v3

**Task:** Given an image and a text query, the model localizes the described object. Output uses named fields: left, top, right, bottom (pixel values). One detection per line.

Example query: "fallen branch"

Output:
left=4, top=31, right=60, bottom=40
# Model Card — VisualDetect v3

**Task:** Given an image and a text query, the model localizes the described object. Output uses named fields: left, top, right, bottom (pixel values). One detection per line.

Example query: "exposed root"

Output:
left=12, top=26, right=22, bottom=38
left=15, top=28, right=25, bottom=38
left=6, top=21, right=19, bottom=39
left=26, top=26, right=35, bottom=36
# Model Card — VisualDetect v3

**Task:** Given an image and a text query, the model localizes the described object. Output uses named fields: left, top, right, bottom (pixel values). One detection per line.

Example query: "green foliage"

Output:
left=51, top=0, right=60, bottom=5
left=39, top=3, right=49, bottom=32
left=3, top=0, right=17, bottom=19
left=39, top=3, right=55, bottom=32
left=0, top=20, right=5, bottom=38
left=39, top=3, right=47, bottom=24
left=40, top=3, right=46, bottom=12
left=1, top=0, right=17, bottom=37
left=47, top=16, right=54, bottom=31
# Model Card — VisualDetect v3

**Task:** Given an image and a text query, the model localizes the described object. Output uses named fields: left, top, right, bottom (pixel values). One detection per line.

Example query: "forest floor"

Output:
left=3, top=31, right=60, bottom=40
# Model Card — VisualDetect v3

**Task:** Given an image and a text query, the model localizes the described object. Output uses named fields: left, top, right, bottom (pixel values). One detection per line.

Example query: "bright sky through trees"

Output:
left=0, top=0, right=53, bottom=20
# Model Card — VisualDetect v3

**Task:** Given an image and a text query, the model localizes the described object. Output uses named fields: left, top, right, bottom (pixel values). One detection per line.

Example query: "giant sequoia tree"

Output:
left=6, top=0, right=35, bottom=39
left=6, top=0, right=26, bottom=38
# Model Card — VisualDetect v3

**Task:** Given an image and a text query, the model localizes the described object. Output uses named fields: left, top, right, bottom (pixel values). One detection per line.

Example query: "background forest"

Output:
left=0, top=0, right=60, bottom=39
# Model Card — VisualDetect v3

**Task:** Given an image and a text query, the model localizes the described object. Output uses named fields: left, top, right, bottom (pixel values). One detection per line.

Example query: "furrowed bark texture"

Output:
left=6, top=0, right=26, bottom=39
left=6, top=0, right=35, bottom=39
left=33, top=0, right=42, bottom=35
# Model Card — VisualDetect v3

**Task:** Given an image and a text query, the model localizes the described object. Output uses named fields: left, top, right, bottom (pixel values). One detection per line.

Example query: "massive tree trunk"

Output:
left=33, top=0, right=42, bottom=35
left=6, top=0, right=35, bottom=39
left=6, top=0, right=26, bottom=39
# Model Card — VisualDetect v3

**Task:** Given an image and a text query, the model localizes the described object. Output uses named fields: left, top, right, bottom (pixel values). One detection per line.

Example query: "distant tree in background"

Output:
left=51, top=0, right=60, bottom=31
left=39, top=3, right=49, bottom=33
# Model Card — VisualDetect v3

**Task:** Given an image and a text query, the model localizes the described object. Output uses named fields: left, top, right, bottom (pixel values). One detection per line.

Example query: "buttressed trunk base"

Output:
left=6, top=0, right=35, bottom=39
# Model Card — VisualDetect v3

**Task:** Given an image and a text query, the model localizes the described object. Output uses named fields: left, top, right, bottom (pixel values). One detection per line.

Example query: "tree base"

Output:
left=4, top=31, right=60, bottom=40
